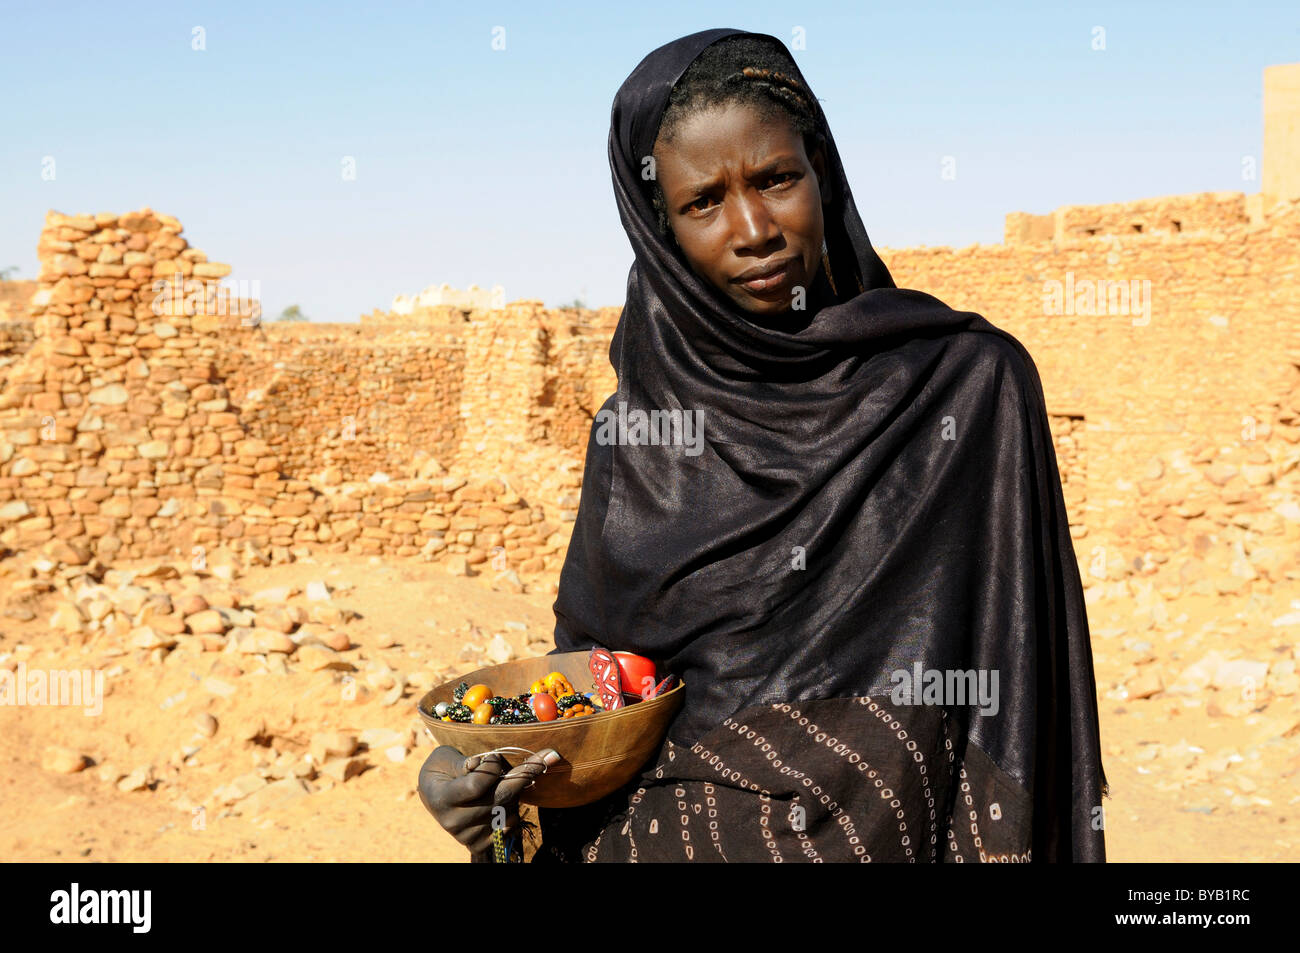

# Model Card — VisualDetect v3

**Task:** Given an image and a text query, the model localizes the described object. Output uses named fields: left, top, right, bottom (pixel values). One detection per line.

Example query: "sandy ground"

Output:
left=1, top=550, right=1296, bottom=862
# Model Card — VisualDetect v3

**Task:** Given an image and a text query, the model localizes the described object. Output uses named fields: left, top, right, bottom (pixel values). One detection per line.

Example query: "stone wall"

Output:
left=227, top=332, right=466, bottom=483
left=356, top=301, right=617, bottom=502
left=0, top=211, right=566, bottom=586
left=1005, top=191, right=1253, bottom=244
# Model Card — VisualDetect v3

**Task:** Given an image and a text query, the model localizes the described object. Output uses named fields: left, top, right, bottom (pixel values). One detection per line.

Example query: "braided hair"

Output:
left=649, top=36, right=826, bottom=243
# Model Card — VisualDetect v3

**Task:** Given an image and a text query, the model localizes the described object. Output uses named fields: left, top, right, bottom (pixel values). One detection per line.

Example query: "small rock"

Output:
left=1211, top=659, right=1270, bottom=692
left=42, top=746, right=89, bottom=774
left=1126, top=670, right=1164, bottom=700
left=239, top=777, right=310, bottom=815
left=175, top=593, right=210, bottom=616
left=407, top=671, right=435, bottom=690
left=359, top=728, right=410, bottom=749
left=1202, top=463, right=1238, bottom=486
left=486, top=633, right=515, bottom=664
left=297, top=644, right=340, bottom=671
left=260, top=630, right=296, bottom=654
left=117, top=766, right=153, bottom=792
left=1168, top=650, right=1228, bottom=694
left=186, top=609, right=228, bottom=635
left=50, top=602, right=87, bottom=635
left=223, top=771, right=268, bottom=803
left=491, top=570, right=524, bottom=594
left=194, top=713, right=218, bottom=738
left=318, top=756, right=366, bottom=783
left=323, top=630, right=351, bottom=652
left=251, top=586, right=293, bottom=605
left=128, top=626, right=176, bottom=651
left=310, top=731, right=358, bottom=762
left=305, top=580, right=333, bottom=601
left=256, top=607, right=297, bottom=634
left=199, top=633, right=228, bottom=652
left=376, top=632, right=397, bottom=648
left=385, top=745, right=408, bottom=763
left=201, top=677, right=237, bottom=698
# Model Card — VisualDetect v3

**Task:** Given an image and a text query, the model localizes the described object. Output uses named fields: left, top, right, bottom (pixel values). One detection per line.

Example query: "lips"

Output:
left=734, top=256, right=798, bottom=292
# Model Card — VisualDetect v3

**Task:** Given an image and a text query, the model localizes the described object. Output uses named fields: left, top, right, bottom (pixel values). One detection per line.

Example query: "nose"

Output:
left=727, top=187, right=782, bottom=253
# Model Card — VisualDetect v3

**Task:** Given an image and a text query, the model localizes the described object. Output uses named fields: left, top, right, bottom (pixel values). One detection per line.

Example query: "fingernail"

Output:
left=542, top=750, right=562, bottom=767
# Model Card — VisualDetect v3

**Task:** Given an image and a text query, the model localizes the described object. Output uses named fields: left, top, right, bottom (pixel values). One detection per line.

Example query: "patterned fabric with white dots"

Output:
left=533, top=695, right=1037, bottom=863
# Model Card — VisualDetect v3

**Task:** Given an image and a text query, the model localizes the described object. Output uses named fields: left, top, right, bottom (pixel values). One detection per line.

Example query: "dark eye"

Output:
left=684, top=195, right=717, bottom=213
left=767, top=172, right=797, bottom=188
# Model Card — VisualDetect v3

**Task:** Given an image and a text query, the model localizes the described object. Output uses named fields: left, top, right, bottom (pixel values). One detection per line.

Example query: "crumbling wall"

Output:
left=1006, top=191, right=1252, bottom=244
left=0, top=210, right=566, bottom=584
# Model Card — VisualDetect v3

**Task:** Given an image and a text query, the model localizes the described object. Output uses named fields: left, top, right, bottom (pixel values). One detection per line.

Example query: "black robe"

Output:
left=534, top=27, right=1108, bottom=862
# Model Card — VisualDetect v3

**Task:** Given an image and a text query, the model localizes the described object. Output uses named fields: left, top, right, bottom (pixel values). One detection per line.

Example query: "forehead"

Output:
left=655, top=103, right=805, bottom=182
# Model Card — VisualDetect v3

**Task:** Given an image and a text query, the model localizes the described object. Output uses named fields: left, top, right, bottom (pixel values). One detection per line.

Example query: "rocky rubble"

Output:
left=2, top=548, right=551, bottom=825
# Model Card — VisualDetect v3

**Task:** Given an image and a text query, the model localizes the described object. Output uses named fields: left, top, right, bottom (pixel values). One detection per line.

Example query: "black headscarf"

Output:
left=552, top=28, right=1108, bottom=861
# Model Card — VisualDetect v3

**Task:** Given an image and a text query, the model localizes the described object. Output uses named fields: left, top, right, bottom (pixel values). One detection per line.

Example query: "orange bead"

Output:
left=461, top=684, right=493, bottom=709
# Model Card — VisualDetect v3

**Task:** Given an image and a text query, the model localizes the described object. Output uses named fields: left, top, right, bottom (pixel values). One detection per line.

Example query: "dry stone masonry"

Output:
left=0, top=211, right=567, bottom=588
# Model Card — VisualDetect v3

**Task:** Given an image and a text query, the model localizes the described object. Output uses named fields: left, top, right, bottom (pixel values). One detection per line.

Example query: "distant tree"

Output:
left=0, top=266, right=19, bottom=281
left=276, top=304, right=307, bottom=322
left=558, top=297, right=587, bottom=309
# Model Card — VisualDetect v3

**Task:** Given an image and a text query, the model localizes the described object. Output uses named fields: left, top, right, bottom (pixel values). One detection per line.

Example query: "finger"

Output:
left=453, top=759, right=508, bottom=801
left=463, top=751, right=509, bottom=774
left=496, top=748, right=561, bottom=802
left=499, top=748, right=561, bottom=777
left=494, top=761, right=549, bottom=805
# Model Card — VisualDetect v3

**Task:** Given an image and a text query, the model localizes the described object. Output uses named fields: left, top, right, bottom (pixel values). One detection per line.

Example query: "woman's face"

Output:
left=653, top=102, right=830, bottom=317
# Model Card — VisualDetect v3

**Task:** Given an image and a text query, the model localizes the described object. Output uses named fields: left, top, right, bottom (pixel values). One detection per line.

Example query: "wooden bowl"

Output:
left=417, top=652, right=685, bottom=807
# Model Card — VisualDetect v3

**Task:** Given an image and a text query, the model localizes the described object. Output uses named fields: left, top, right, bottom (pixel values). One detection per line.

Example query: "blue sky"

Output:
left=2, top=1, right=1296, bottom=321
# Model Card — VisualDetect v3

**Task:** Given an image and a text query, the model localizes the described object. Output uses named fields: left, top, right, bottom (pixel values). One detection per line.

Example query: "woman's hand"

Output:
left=417, top=745, right=561, bottom=855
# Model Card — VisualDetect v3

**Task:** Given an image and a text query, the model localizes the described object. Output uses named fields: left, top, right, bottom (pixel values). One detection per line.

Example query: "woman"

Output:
left=420, top=28, right=1108, bottom=862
